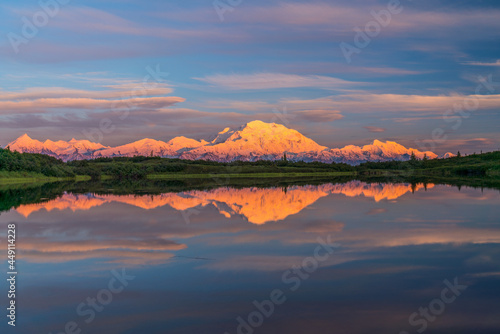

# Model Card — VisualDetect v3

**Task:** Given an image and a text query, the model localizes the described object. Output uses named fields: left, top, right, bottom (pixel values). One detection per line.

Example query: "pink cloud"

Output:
left=0, top=85, right=173, bottom=101
left=0, top=95, right=185, bottom=114
left=285, top=93, right=500, bottom=113
left=462, top=59, right=500, bottom=67
left=294, top=109, right=343, bottom=122
left=157, top=3, right=500, bottom=34
left=364, top=126, right=386, bottom=133
left=195, top=73, right=359, bottom=90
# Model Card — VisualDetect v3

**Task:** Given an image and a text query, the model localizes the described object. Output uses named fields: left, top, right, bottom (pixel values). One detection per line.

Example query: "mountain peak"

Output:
left=13, top=133, right=36, bottom=143
left=12, top=133, right=39, bottom=144
left=242, top=120, right=282, bottom=130
left=5, top=121, right=440, bottom=164
left=6, top=133, right=45, bottom=152
left=19, top=133, right=32, bottom=139
left=245, top=120, right=270, bottom=127
left=168, top=136, right=206, bottom=148
left=132, top=138, right=159, bottom=144
left=441, top=152, right=456, bottom=159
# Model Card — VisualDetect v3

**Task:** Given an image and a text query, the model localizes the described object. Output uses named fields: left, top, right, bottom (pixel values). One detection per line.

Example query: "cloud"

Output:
left=159, top=2, right=500, bottom=34
left=0, top=96, right=185, bottom=114
left=0, top=85, right=173, bottom=101
left=4, top=2, right=500, bottom=64
left=1, top=6, right=248, bottom=62
left=20, top=238, right=186, bottom=253
left=194, top=73, right=358, bottom=90
left=198, top=90, right=500, bottom=121
left=436, top=138, right=498, bottom=153
left=462, top=60, right=500, bottom=66
left=294, top=109, right=343, bottom=122
left=201, top=254, right=357, bottom=272
left=199, top=100, right=274, bottom=112
left=366, top=208, right=387, bottom=215
left=275, top=62, right=427, bottom=76
left=285, top=93, right=500, bottom=114
left=0, top=85, right=184, bottom=115
left=42, top=6, right=241, bottom=41
left=363, top=126, right=386, bottom=133
left=20, top=249, right=176, bottom=266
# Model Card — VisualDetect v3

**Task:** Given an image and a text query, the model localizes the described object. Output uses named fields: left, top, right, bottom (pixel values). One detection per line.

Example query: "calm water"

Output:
left=1, top=180, right=499, bottom=334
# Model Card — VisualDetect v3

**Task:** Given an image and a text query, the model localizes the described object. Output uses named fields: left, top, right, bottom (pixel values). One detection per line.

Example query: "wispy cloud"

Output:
left=47, top=6, right=240, bottom=40
left=462, top=60, right=500, bottom=67
left=0, top=84, right=183, bottom=114
left=0, top=96, right=184, bottom=114
left=439, top=138, right=498, bottom=152
left=284, top=93, right=500, bottom=114
left=195, top=73, right=359, bottom=90
left=294, top=109, right=343, bottom=122
left=363, top=126, right=386, bottom=133
left=0, top=85, right=173, bottom=101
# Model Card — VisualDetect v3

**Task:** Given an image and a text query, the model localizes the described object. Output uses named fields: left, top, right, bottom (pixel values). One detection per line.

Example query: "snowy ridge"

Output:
left=4, top=120, right=444, bottom=165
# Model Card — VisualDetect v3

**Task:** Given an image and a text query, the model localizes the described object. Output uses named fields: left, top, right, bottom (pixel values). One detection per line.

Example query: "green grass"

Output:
left=1, top=149, right=498, bottom=184
left=0, top=171, right=90, bottom=185
left=147, top=171, right=355, bottom=180
left=75, top=175, right=92, bottom=182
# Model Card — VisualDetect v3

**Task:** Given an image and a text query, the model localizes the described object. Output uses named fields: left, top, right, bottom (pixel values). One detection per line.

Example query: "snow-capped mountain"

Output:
left=6, top=134, right=109, bottom=161
left=441, top=152, right=456, bottom=159
left=94, top=137, right=207, bottom=159
left=4, top=120, right=439, bottom=165
left=179, top=120, right=328, bottom=162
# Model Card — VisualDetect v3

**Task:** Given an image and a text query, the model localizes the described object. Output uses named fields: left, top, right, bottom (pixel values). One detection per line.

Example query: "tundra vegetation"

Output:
left=0, top=147, right=499, bottom=183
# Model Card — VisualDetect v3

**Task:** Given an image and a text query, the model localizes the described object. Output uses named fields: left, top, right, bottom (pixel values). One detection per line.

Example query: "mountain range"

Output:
left=3, top=120, right=449, bottom=165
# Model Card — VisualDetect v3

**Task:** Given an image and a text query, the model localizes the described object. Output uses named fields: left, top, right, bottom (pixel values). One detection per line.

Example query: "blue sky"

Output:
left=1, top=0, right=499, bottom=154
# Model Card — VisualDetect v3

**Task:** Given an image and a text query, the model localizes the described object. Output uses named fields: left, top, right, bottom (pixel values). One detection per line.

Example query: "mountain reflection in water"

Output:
left=15, top=181, right=433, bottom=224
left=1, top=180, right=499, bottom=334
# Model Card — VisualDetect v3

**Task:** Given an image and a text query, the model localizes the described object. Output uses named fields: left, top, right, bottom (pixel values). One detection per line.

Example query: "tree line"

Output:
left=1, top=147, right=498, bottom=180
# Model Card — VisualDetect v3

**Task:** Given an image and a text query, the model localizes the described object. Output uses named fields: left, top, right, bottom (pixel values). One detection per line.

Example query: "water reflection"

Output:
left=14, top=181, right=433, bottom=224
left=0, top=180, right=499, bottom=334
left=4, top=180, right=500, bottom=269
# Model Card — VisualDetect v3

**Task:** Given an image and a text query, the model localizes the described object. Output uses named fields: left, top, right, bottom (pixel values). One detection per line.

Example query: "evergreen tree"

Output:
left=422, top=153, right=428, bottom=167
left=410, top=151, right=416, bottom=161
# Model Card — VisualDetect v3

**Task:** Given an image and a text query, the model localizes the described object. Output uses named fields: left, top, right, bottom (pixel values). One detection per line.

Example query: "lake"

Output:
left=1, top=179, right=499, bottom=334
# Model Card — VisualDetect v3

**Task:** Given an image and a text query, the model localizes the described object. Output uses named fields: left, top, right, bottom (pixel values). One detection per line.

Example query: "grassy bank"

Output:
left=0, top=171, right=90, bottom=185
left=1, top=147, right=499, bottom=184
left=147, top=171, right=355, bottom=180
left=358, top=151, right=500, bottom=177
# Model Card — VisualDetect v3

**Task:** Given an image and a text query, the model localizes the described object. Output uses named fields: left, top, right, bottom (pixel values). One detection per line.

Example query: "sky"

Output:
left=0, top=0, right=499, bottom=155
